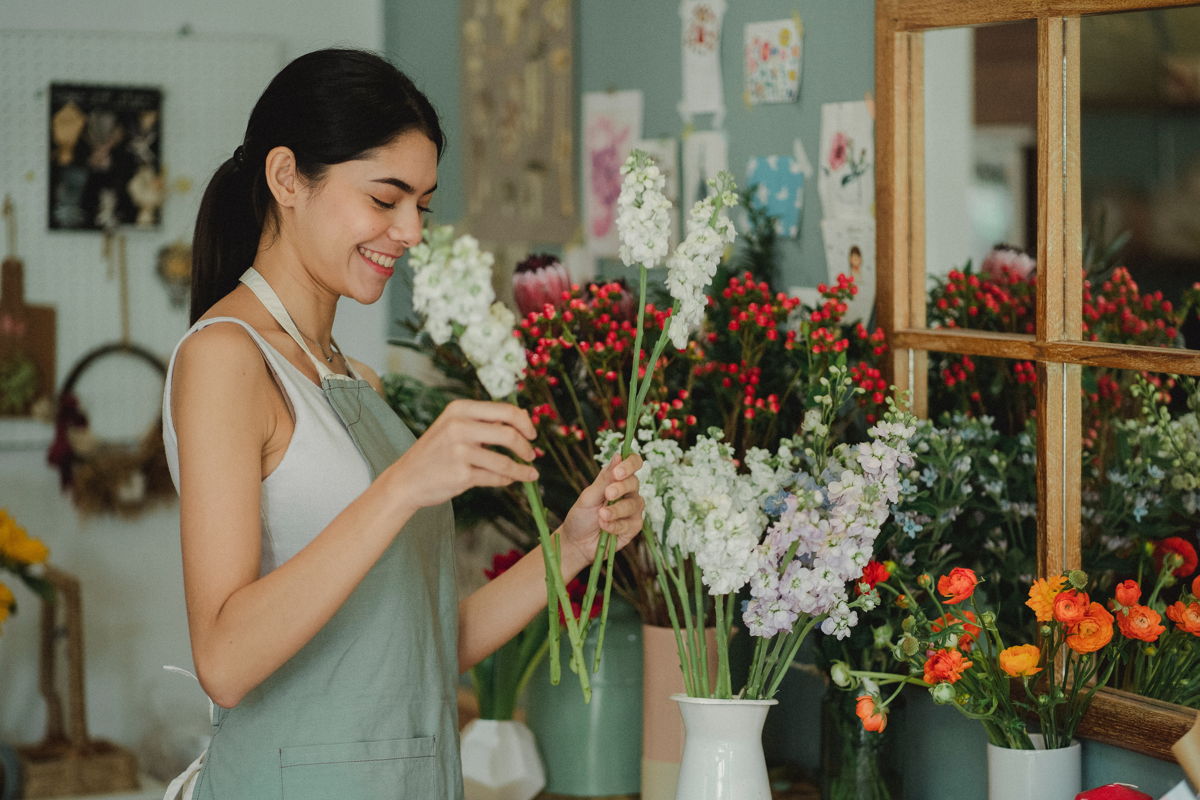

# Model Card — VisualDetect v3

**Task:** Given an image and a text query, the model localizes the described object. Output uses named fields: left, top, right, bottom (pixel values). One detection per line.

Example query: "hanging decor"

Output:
left=155, top=240, right=192, bottom=308
left=45, top=342, right=173, bottom=517
left=678, top=0, right=727, bottom=125
left=743, top=17, right=803, bottom=106
left=1, top=196, right=56, bottom=418
left=461, top=0, right=575, bottom=244
left=48, top=83, right=163, bottom=231
left=581, top=90, right=643, bottom=258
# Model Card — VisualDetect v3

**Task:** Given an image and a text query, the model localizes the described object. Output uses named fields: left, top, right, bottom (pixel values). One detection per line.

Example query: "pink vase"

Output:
left=641, top=625, right=720, bottom=800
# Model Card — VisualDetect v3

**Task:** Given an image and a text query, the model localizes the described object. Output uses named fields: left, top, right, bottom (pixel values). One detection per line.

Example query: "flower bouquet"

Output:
left=834, top=567, right=1123, bottom=751
left=610, top=364, right=916, bottom=701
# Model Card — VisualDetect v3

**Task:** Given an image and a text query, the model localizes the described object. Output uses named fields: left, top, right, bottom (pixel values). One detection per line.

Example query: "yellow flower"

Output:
left=1026, top=575, right=1068, bottom=622
left=999, top=644, right=1042, bottom=677
left=0, top=580, right=13, bottom=628
left=0, top=509, right=48, bottom=565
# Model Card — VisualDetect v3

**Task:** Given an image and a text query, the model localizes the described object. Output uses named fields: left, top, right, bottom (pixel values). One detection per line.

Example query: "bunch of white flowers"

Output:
left=664, top=174, right=738, bottom=349
left=408, top=225, right=525, bottom=400
left=616, top=153, right=672, bottom=270
left=744, top=411, right=916, bottom=641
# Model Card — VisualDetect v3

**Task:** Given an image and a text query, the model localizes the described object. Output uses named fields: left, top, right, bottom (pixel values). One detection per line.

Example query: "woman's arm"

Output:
left=458, top=454, right=644, bottom=671
left=174, top=324, right=538, bottom=707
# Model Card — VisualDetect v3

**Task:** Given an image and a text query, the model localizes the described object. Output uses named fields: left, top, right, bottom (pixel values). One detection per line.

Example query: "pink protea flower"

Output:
left=980, top=245, right=1035, bottom=281
left=513, top=253, right=571, bottom=317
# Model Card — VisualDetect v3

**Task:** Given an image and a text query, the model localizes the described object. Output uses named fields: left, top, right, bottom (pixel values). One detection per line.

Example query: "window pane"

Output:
left=925, top=21, right=1038, bottom=332
left=1080, top=7, right=1200, bottom=351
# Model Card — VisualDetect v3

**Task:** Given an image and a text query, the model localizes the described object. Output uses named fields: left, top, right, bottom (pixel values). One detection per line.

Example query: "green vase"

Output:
left=522, top=598, right=642, bottom=796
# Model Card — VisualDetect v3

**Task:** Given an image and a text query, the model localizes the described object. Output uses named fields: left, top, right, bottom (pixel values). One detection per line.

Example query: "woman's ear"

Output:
left=264, top=146, right=300, bottom=208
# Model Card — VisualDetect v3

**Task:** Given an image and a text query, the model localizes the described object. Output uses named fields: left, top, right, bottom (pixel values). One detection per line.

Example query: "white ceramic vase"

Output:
left=672, top=693, right=778, bottom=800
left=986, top=734, right=1081, bottom=800
left=460, top=718, right=545, bottom=800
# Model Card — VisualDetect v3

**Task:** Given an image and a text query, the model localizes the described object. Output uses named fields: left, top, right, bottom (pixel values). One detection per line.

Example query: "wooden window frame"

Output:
left=875, top=0, right=1200, bottom=761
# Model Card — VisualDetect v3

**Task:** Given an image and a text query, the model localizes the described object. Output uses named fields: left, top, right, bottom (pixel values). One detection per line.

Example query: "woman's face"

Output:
left=290, top=129, right=438, bottom=305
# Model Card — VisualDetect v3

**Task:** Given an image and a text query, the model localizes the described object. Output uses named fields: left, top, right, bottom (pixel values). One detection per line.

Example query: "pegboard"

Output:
left=0, top=29, right=283, bottom=403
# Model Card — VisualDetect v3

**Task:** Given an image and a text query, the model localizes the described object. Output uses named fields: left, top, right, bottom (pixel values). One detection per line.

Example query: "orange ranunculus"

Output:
left=855, top=695, right=888, bottom=732
left=1026, top=575, right=1068, bottom=622
left=937, top=568, right=978, bottom=605
left=0, top=580, right=12, bottom=628
left=1167, top=601, right=1200, bottom=636
left=1113, top=579, right=1141, bottom=608
left=1192, top=575, right=1200, bottom=600
left=999, top=644, right=1042, bottom=677
left=923, top=648, right=974, bottom=684
left=1053, top=589, right=1091, bottom=626
left=1116, top=604, right=1165, bottom=642
left=931, top=610, right=982, bottom=651
left=1066, top=602, right=1115, bottom=654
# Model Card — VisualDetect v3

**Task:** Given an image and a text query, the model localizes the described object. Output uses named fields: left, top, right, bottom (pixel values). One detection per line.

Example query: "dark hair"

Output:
left=189, top=48, right=444, bottom=323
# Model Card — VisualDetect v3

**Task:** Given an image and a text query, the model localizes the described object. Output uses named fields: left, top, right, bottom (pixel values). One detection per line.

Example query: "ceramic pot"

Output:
left=641, top=624, right=720, bottom=800
left=460, top=718, right=544, bottom=800
left=672, top=694, right=777, bottom=800
left=986, top=734, right=1081, bottom=800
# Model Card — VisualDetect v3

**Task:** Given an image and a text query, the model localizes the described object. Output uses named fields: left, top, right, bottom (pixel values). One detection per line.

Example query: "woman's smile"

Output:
left=357, top=245, right=397, bottom=277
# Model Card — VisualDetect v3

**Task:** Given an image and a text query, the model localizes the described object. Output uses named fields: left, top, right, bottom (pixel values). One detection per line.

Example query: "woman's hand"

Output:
left=388, top=399, right=539, bottom=509
left=558, top=453, right=645, bottom=571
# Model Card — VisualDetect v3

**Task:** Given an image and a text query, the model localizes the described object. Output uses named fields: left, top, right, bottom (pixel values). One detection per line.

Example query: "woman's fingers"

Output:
left=447, top=399, right=537, bottom=440
left=468, top=446, right=539, bottom=484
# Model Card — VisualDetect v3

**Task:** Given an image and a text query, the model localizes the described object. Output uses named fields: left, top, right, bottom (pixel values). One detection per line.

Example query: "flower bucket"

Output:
left=523, top=598, right=642, bottom=796
left=986, top=734, right=1081, bottom=800
left=460, top=719, right=544, bottom=800
left=642, top=624, right=719, bottom=800
left=672, top=694, right=777, bottom=800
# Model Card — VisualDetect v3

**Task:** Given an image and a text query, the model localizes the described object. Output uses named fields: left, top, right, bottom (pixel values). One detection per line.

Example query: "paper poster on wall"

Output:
left=678, top=0, right=727, bottom=125
left=582, top=90, right=643, bottom=257
left=818, top=101, right=875, bottom=221
left=635, top=137, right=680, bottom=246
left=681, top=130, right=729, bottom=214
left=48, top=83, right=163, bottom=231
left=821, top=216, right=876, bottom=324
left=746, top=155, right=805, bottom=238
left=743, top=18, right=802, bottom=105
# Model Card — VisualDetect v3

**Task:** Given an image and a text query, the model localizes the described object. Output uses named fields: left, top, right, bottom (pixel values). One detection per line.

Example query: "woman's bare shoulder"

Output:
left=347, top=357, right=384, bottom=395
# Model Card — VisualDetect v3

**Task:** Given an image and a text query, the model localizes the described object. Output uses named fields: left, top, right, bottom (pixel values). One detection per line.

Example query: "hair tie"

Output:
left=233, top=145, right=246, bottom=167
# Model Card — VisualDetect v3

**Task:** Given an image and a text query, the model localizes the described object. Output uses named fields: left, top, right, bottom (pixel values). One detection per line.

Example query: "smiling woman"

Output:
left=160, top=48, right=646, bottom=800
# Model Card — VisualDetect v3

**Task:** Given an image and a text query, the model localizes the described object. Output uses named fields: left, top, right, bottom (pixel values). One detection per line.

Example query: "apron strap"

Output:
left=238, top=268, right=348, bottom=380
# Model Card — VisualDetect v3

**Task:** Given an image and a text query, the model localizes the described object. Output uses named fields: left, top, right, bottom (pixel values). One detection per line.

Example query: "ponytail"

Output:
left=188, top=48, right=444, bottom=323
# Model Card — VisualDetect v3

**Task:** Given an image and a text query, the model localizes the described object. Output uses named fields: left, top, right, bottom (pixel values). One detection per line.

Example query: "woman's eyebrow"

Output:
left=371, top=177, right=438, bottom=195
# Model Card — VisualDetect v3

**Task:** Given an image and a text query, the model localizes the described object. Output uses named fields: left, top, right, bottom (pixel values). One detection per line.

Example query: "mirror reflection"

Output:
left=1081, top=7, right=1200, bottom=351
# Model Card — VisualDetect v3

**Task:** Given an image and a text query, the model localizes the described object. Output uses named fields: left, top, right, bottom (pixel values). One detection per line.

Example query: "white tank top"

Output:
left=162, top=317, right=373, bottom=574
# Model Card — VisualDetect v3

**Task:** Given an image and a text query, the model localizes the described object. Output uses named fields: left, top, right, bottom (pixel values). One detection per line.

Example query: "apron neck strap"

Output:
left=239, top=268, right=341, bottom=379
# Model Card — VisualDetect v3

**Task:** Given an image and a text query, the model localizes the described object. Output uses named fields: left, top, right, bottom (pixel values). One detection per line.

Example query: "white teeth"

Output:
left=359, top=247, right=396, bottom=270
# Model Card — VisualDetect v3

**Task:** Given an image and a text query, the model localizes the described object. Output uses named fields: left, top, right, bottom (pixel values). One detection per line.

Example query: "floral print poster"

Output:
left=582, top=90, right=643, bottom=257
left=818, top=101, right=874, bottom=221
left=678, top=0, right=726, bottom=125
left=743, top=18, right=802, bottom=105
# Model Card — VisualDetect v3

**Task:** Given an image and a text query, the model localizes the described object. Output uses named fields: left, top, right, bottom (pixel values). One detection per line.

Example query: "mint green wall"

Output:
left=384, top=4, right=1192, bottom=794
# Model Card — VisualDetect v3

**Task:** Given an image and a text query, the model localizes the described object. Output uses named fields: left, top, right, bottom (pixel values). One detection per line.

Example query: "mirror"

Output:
left=877, top=0, right=1199, bottom=762
left=1080, top=7, right=1200, bottom=351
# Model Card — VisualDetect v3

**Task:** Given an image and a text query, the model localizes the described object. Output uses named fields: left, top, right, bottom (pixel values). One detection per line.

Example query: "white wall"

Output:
left=924, top=27, right=975, bottom=280
left=0, top=0, right=385, bottom=781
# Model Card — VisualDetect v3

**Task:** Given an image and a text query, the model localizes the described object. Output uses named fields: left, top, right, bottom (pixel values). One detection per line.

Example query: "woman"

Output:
left=162, top=48, right=644, bottom=799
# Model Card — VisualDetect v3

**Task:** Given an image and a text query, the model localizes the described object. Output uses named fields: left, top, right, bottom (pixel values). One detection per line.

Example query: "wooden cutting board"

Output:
left=0, top=258, right=57, bottom=416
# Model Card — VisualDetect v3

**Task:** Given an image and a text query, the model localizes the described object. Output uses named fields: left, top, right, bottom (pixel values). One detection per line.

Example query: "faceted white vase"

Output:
left=672, top=694, right=777, bottom=800
left=986, top=734, right=1081, bottom=800
left=460, top=719, right=545, bottom=800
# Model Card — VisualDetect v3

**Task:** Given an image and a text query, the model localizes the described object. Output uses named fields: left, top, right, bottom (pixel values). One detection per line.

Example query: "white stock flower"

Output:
left=408, top=225, right=496, bottom=345
left=616, top=151, right=673, bottom=269
left=664, top=173, right=739, bottom=349
left=460, top=302, right=526, bottom=399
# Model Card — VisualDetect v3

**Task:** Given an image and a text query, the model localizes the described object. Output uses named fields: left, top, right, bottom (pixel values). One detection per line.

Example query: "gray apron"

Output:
left=180, top=269, right=462, bottom=800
